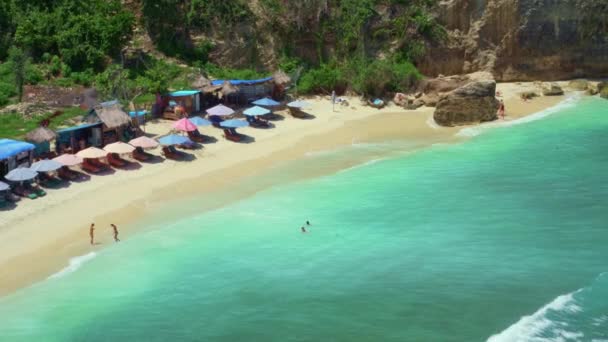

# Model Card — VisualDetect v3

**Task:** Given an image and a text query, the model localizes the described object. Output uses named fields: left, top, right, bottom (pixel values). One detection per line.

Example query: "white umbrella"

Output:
left=31, top=159, right=63, bottom=172
left=129, top=136, right=159, bottom=149
left=76, top=147, right=107, bottom=159
left=53, top=154, right=83, bottom=166
left=104, top=142, right=135, bottom=154
left=5, top=168, right=38, bottom=182
left=0, top=181, right=9, bottom=191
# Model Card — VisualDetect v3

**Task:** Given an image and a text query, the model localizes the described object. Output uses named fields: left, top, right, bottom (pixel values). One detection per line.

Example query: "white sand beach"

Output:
left=0, top=83, right=568, bottom=296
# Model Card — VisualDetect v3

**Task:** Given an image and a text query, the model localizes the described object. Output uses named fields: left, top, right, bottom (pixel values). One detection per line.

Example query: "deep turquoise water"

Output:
left=0, top=97, right=607, bottom=341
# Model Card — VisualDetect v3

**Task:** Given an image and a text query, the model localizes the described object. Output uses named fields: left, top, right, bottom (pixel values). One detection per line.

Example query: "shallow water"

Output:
left=0, top=97, right=607, bottom=341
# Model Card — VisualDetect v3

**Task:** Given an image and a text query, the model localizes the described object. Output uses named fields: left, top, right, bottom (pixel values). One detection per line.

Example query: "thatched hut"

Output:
left=25, top=126, right=57, bottom=157
left=86, top=101, right=133, bottom=144
left=192, top=75, right=211, bottom=89
left=221, top=81, right=239, bottom=103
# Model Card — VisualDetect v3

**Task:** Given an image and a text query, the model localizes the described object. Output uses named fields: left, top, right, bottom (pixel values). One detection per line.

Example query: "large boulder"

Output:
left=568, top=79, right=588, bottom=91
left=420, top=93, right=439, bottom=107
left=542, top=83, right=564, bottom=96
left=433, top=81, right=499, bottom=126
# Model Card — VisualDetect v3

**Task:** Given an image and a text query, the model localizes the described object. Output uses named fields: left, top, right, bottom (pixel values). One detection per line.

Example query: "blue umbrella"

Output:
left=158, top=134, right=192, bottom=146
left=243, top=106, right=271, bottom=116
left=189, top=116, right=211, bottom=126
left=287, top=100, right=311, bottom=108
left=252, top=97, right=280, bottom=107
left=31, top=159, right=63, bottom=172
left=220, top=119, right=249, bottom=128
left=5, top=168, right=38, bottom=182
left=0, top=181, right=9, bottom=191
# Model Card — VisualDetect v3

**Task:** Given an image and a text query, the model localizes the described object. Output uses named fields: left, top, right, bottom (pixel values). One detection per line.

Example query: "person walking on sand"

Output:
left=89, top=223, right=95, bottom=245
left=497, top=100, right=505, bottom=119
left=111, top=224, right=120, bottom=242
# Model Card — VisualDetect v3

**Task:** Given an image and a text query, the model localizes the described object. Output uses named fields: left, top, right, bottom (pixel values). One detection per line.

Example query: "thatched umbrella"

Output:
left=273, top=70, right=291, bottom=85
left=221, top=81, right=239, bottom=97
left=192, top=75, right=211, bottom=89
left=25, top=126, right=57, bottom=144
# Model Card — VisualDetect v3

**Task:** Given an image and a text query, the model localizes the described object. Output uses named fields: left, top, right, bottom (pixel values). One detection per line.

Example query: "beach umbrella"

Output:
left=158, top=134, right=192, bottom=146
left=31, top=159, right=63, bottom=172
left=206, top=104, right=234, bottom=116
left=252, top=97, right=280, bottom=107
left=104, top=142, right=135, bottom=154
left=0, top=181, right=9, bottom=191
left=189, top=116, right=211, bottom=126
left=220, top=119, right=249, bottom=128
left=129, top=136, right=159, bottom=149
left=243, top=106, right=271, bottom=116
left=25, top=127, right=57, bottom=144
left=76, top=147, right=107, bottom=159
left=173, top=118, right=198, bottom=132
left=287, top=100, right=311, bottom=109
left=53, top=154, right=83, bottom=166
left=5, top=168, right=38, bottom=182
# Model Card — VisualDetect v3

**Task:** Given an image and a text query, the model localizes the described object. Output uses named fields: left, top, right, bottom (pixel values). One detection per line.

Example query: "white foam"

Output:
left=426, top=116, right=441, bottom=129
left=48, top=252, right=97, bottom=279
left=336, top=158, right=386, bottom=174
left=487, top=291, right=582, bottom=342
left=457, top=94, right=581, bottom=138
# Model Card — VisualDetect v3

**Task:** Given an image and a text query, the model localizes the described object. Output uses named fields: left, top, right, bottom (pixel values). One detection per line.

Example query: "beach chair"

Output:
left=288, top=107, right=309, bottom=118
left=107, top=153, right=129, bottom=168
left=247, top=116, right=270, bottom=129
left=38, top=172, right=63, bottom=188
left=187, top=129, right=207, bottom=143
left=58, top=166, right=79, bottom=181
left=13, top=184, right=37, bottom=200
left=132, top=147, right=153, bottom=162
left=89, top=158, right=110, bottom=171
left=0, top=191, right=8, bottom=208
left=82, top=159, right=102, bottom=173
left=223, top=129, right=242, bottom=142
left=27, top=182, right=46, bottom=197
left=162, top=146, right=183, bottom=160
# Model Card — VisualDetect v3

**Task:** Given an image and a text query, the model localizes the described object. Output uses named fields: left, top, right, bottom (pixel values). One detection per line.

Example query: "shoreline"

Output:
left=0, top=82, right=571, bottom=297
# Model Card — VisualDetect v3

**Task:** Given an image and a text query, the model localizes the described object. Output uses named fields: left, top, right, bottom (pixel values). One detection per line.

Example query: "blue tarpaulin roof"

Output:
left=0, top=139, right=35, bottom=160
left=169, top=90, right=201, bottom=97
left=211, top=77, right=273, bottom=86
left=56, top=122, right=102, bottom=134
left=129, top=111, right=147, bottom=118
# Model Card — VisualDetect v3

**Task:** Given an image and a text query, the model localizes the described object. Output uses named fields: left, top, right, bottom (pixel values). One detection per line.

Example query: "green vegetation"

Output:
left=0, top=0, right=446, bottom=137
left=0, top=107, right=86, bottom=140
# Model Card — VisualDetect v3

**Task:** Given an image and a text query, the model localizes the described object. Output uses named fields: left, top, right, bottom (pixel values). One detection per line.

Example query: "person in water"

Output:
left=306, top=220, right=311, bottom=226
left=89, top=223, right=95, bottom=245
left=111, top=224, right=120, bottom=242
left=301, top=226, right=307, bottom=233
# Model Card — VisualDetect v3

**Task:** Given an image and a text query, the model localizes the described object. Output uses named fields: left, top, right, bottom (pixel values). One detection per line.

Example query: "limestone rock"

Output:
left=568, top=79, right=588, bottom=91
left=542, top=83, right=564, bottom=96
left=420, top=93, right=439, bottom=107
left=433, top=81, right=499, bottom=126
left=601, top=87, right=608, bottom=100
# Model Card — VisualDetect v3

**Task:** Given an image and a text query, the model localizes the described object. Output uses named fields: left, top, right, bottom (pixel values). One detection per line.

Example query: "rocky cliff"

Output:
left=417, top=0, right=608, bottom=81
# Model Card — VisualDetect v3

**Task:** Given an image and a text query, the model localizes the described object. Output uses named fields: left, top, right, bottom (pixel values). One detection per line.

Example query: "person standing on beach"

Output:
left=498, top=100, right=505, bottom=119
left=89, top=223, right=95, bottom=245
left=111, top=224, right=120, bottom=242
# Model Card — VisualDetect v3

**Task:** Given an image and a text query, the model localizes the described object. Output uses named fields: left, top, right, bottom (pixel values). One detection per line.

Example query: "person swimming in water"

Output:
left=301, top=226, right=307, bottom=233
left=306, top=220, right=311, bottom=226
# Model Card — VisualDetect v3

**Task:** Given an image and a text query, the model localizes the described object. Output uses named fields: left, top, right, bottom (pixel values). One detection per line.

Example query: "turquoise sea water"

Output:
left=1, top=97, right=607, bottom=341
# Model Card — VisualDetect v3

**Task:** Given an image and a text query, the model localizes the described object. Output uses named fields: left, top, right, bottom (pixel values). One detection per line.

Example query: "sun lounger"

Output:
left=188, top=129, right=208, bottom=143
left=88, top=158, right=110, bottom=171
left=223, top=129, right=242, bottom=142
left=27, top=183, right=46, bottom=197
left=13, top=185, right=37, bottom=199
left=288, top=107, right=309, bottom=118
left=58, top=166, right=79, bottom=181
left=247, top=116, right=270, bottom=128
left=132, top=147, right=153, bottom=162
left=107, top=153, right=129, bottom=168
left=162, top=146, right=183, bottom=160
left=82, top=159, right=102, bottom=173
left=38, top=172, right=63, bottom=188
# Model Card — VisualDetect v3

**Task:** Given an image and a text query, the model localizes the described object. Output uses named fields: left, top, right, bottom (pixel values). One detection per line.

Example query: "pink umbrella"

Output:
left=173, top=118, right=197, bottom=132
left=129, top=136, right=159, bottom=149
left=53, top=154, right=83, bottom=166
left=206, top=104, right=234, bottom=116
